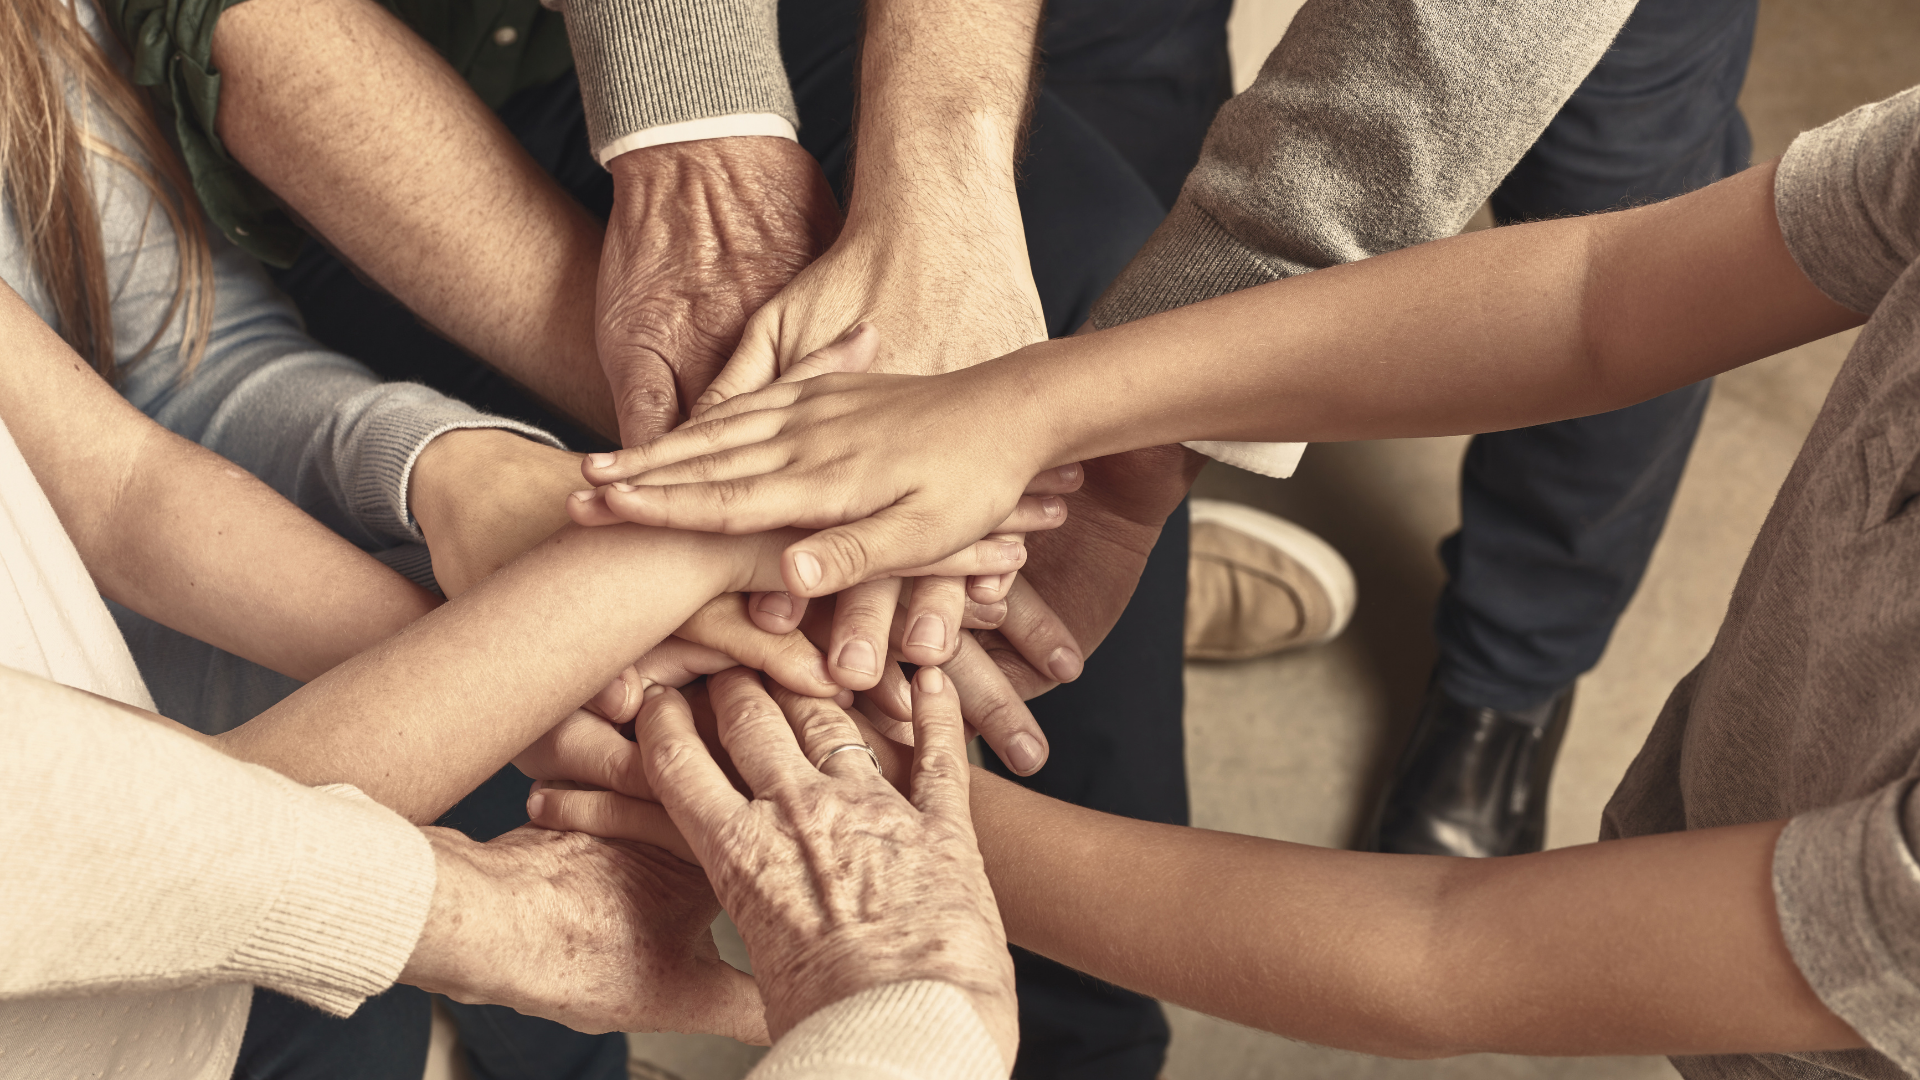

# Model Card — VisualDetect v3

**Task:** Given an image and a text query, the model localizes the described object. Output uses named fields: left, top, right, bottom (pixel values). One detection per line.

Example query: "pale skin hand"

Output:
left=400, top=825, right=766, bottom=1043
left=630, top=667, right=1017, bottom=1066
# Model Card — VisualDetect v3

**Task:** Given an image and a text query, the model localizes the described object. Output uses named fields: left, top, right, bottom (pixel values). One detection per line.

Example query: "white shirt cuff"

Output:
left=1184, top=440, right=1306, bottom=478
left=595, top=113, right=799, bottom=168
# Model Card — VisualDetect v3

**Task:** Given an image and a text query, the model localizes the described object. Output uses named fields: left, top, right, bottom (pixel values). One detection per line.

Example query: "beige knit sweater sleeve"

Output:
left=0, top=665, right=436, bottom=1017
left=748, top=980, right=1009, bottom=1080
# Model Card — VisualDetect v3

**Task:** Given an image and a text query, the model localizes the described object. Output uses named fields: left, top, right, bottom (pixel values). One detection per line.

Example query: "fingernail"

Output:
left=643, top=683, right=668, bottom=701
left=1047, top=646, right=1083, bottom=682
left=1043, top=497, right=1063, bottom=517
left=835, top=688, right=855, bottom=707
left=613, top=481, right=636, bottom=493
left=970, top=575, right=1005, bottom=600
left=792, top=551, right=823, bottom=591
left=571, top=489, right=597, bottom=503
left=999, top=542, right=1025, bottom=563
left=1004, top=732, right=1044, bottom=774
left=526, top=791, right=546, bottom=818
left=757, top=591, right=795, bottom=619
left=597, top=679, right=633, bottom=718
left=915, top=666, right=945, bottom=694
left=908, top=614, right=946, bottom=650
left=838, top=639, right=877, bottom=676
left=587, top=453, right=616, bottom=471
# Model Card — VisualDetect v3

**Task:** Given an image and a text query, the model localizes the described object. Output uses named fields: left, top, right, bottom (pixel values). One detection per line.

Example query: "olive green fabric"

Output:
left=100, top=0, right=570, bottom=267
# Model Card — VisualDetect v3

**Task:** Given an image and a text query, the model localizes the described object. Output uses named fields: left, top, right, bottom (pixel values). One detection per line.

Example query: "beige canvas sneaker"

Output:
left=1185, top=499, right=1357, bottom=661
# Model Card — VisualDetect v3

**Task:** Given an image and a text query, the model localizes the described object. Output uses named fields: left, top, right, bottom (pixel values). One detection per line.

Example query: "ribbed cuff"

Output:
left=1088, top=197, right=1287, bottom=331
left=219, top=785, right=435, bottom=1017
left=750, top=980, right=1006, bottom=1080
left=559, top=0, right=798, bottom=162
left=597, top=113, right=797, bottom=167
left=344, top=386, right=564, bottom=543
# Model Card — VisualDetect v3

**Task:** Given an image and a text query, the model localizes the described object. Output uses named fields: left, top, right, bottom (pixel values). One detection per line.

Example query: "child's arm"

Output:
left=221, top=521, right=798, bottom=822
left=576, top=161, right=1865, bottom=599
left=961, top=768, right=1859, bottom=1060
left=531, top=690, right=1864, bottom=1060
left=0, top=281, right=439, bottom=681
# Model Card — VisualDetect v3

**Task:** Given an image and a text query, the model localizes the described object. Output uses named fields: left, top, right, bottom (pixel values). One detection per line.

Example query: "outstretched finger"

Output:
left=633, top=685, right=746, bottom=860
left=828, top=578, right=902, bottom=691
left=906, top=667, right=972, bottom=822
left=990, top=575, right=1085, bottom=684
left=1024, top=463, right=1084, bottom=497
left=514, top=708, right=651, bottom=798
left=781, top=502, right=974, bottom=597
left=896, top=535, right=1028, bottom=580
left=770, top=684, right=886, bottom=783
left=674, top=594, right=838, bottom=698
left=995, top=495, right=1068, bottom=533
left=602, top=473, right=816, bottom=535
left=898, top=575, right=965, bottom=666
left=526, top=785, right=694, bottom=863
left=771, top=321, right=879, bottom=385
left=706, top=667, right=814, bottom=796
left=946, top=632, right=1050, bottom=776
left=584, top=405, right=793, bottom=486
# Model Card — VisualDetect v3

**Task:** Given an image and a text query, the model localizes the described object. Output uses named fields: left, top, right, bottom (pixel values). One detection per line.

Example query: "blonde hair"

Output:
left=0, top=0, right=212, bottom=382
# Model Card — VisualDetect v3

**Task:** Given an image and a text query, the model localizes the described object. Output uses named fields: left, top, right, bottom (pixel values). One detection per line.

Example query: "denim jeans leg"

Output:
left=1434, top=0, right=1759, bottom=710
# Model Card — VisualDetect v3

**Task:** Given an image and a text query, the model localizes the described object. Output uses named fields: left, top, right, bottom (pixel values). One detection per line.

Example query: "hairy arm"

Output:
left=210, top=0, right=614, bottom=437
left=0, top=281, right=437, bottom=682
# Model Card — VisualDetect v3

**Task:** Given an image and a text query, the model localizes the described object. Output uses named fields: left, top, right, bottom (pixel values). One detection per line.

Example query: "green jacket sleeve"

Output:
left=100, top=0, right=308, bottom=266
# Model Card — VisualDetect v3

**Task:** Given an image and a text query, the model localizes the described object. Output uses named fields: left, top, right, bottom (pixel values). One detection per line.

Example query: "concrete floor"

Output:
left=432, top=1, right=1920, bottom=1077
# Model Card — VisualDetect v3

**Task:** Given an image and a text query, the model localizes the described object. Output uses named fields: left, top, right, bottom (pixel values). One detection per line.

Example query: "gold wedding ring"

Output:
left=816, top=742, right=882, bottom=775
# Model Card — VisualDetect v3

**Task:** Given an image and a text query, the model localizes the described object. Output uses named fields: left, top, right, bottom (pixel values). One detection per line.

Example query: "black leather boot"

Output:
left=1361, top=683, right=1575, bottom=857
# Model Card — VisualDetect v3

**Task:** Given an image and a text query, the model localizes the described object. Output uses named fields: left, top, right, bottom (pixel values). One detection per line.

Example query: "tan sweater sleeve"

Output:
left=0, top=666, right=435, bottom=1017
left=746, top=980, right=1007, bottom=1080
left=1091, top=0, right=1637, bottom=477
left=553, top=0, right=798, bottom=161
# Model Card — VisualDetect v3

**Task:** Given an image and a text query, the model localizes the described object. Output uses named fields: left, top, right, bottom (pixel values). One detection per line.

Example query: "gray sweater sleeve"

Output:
left=1090, top=0, right=1638, bottom=330
left=554, top=0, right=798, bottom=158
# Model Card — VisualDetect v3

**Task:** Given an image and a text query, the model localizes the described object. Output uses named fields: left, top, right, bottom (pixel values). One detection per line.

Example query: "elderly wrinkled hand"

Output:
left=615, top=666, right=1018, bottom=1064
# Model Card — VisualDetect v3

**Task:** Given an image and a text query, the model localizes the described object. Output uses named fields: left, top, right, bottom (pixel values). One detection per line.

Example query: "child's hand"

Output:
left=567, top=329, right=1074, bottom=600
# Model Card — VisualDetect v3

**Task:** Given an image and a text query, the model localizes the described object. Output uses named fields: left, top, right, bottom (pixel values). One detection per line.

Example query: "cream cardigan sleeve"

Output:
left=747, top=980, right=1008, bottom=1080
left=0, top=666, right=436, bottom=1017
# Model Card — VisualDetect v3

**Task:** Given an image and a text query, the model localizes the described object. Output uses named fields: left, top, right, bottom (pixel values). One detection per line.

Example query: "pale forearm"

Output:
left=223, top=523, right=790, bottom=822
left=968, top=770, right=1856, bottom=1058
left=1015, top=165, right=1861, bottom=465
left=211, top=0, right=614, bottom=437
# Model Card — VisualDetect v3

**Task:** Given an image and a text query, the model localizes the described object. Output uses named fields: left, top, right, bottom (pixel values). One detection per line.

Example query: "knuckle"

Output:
left=815, top=529, right=875, bottom=580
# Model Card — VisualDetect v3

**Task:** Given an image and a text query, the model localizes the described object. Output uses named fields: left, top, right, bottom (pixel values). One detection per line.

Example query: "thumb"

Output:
left=694, top=315, right=783, bottom=419
left=783, top=502, right=949, bottom=597
left=605, top=344, right=683, bottom=447
left=772, top=321, right=879, bottom=385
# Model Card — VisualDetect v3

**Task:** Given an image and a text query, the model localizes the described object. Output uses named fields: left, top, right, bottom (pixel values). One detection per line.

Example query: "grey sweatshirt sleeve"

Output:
left=1088, top=0, right=1636, bottom=475
left=553, top=0, right=798, bottom=160
left=110, top=242, right=564, bottom=555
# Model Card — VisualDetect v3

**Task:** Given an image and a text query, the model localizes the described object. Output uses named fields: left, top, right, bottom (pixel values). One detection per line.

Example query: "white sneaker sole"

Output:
left=1190, top=499, right=1358, bottom=645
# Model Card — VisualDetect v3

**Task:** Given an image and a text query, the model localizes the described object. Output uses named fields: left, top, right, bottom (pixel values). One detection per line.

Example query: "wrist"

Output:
left=400, top=828, right=507, bottom=999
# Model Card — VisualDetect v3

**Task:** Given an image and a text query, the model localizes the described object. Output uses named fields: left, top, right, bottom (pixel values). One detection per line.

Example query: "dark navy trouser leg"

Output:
left=1436, top=0, right=1758, bottom=711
